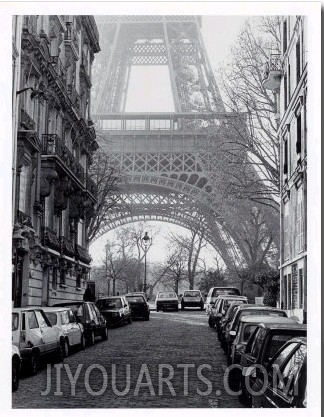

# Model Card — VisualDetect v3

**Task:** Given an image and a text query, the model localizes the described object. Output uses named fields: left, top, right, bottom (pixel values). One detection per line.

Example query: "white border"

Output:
left=0, top=2, right=321, bottom=417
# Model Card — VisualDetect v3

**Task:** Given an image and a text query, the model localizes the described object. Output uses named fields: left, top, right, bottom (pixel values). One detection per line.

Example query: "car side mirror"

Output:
left=229, top=330, right=236, bottom=337
left=179, top=294, right=183, bottom=297
left=147, top=297, right=150, bottom=301
left=210, top=301, right=215, bottom=306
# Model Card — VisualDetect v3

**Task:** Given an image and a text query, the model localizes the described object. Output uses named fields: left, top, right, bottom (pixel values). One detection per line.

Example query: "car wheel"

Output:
left=156, top=307, right=159, bottom=312
left=200, top=304, right=204, bottom=311
left=175, top=306, right=179, bottom=312
left=145, top=314, right=150, bottom=321
left=12, top=357, right=20, bottom=392
left=80, top=334, right=86, bottom=350
left=101, top=327, right=108, bottom=341
left=238, top=379, right=248, bottom=405
left=88, top=330, right=95, bottom=346
left=208, top=317, right=214, bottom=328
left=128, top=315, right=132, bottom=324
left=181, top=303, right=184, bottom=311
left=61, top=338, right=69, bottom=358
left=29, top=351, right=40, bottom=375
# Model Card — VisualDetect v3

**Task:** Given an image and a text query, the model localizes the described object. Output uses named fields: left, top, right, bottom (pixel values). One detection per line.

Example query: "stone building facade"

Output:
left=264, top=16, right=307, bottom=323
left=12, top=15, right=100, bottom=307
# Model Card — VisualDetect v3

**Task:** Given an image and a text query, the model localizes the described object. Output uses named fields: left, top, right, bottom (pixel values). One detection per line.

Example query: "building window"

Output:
left=52, top=267, right=57, bottom=290
left=283, top=137, right=288, bottom=180
left=19, top=164, right=30, bottom=214
left=282, top=275, right=287, bottom=309
left=287, top=274, right=292, bottom=310
left=76, top=273, right=81, bottom=288
left=296, top=38, right=301, bottom=83
left=283, top=19, right=288, bottom=54
left=77, top=219, right=84, bottom=246
left=299, top=268, right=304, bottom=308
left=284, top=73, right=287, bottom=110
left=297, top=190, right=304, bottom=252
left=60, top=269, right=66, bottom=285
left=288, top=64, right=291, bottom=101
left=284, top=204, right=290, bottom=261
left=296, top=113, right=302, bottom=156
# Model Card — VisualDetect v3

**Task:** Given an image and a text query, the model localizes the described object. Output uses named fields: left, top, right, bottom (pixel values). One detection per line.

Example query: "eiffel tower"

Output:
left=91, top=15, right=246, bottom=269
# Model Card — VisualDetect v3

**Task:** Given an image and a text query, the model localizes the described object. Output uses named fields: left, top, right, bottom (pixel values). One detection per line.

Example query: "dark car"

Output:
left=54, top=301, right=107, bottom=345
left=208, top=295, right=247, bottom=329
left=251, top=337, right=307, bottom=408
left=219, top=302, right=247, bottom=348
left=225, top=305, right=288, bottom=358
left=96, top=296, right=132, bottom=327
left=239, top=322, right=307, bottom=405
left=125, top=294, right=150, bottom=320
left=155, top=291, right=179, bottom=312
left=128, top=292, right=150, bottom=302
left=180, top=290, right=204, bottom=310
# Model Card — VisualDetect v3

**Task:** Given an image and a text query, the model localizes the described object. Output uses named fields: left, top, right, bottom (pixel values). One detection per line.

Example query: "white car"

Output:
left=12, top=307, right=63, bottom=375
left=12, top=345, right=21, bottom=392
left=42, top=307, right=86, bottom=356
left=155, top=291, right=179, bottom=312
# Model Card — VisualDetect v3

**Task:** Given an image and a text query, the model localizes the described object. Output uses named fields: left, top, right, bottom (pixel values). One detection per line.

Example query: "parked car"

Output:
left=42, top=307, right=86, bottom=356
left=225, top=305, right=288, bottom=357
left=251, top=337, right=307, bottom=408
left=239, top=322, right=307, bottom=405
left=125, top=294, right=150, bottom=320
left=180, top=290, right=204, bottom=310
left=219, top=302, right=244, bottom=350
left=208, top=295, right=248, bottom=329
left=12, top=307, right=63, bottom=375
left=96, top=296, right=132, bottom=326
left=205, top=287, right=241, bottom=315
left=156, top=291, right=179, bottom=312
left=54, top=301, right=107, bottom=345
left=230, top=316, right=295, bottom=366
left=127, top=292, right=150, bottom=302
left=12, top=345, right=21, bottom=392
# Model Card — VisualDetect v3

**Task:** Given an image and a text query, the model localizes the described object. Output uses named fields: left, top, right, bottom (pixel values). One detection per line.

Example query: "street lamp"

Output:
left=142, top=232, right=151, bottom=294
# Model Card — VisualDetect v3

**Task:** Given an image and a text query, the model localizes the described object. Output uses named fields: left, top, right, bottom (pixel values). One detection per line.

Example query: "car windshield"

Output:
left=241, top=310, right=286, bottom=319
left=126, top=296, right=145, bottom=303
left=242, top=324, right=258, bottom=342
left=46, top=312, right=58, bottom=326
left=12, top=313, right=19, bottom=331
left=224, top=299, right=245, bottom=309
left=159, top=292, right=176, bottom=299
left=184, top=291, right=200, bottom=297
left=97, top=298, right=122, bottom=309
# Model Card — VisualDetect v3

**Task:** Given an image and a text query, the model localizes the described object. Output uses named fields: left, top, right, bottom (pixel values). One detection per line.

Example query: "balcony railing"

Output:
left=67, top=84, right=80, bottom=111
left=263, top=53, right=282, bottom=91
left=75, top=244, right=92, bottom=264
left=20, top=108, right=36, bottom=130
left=94, top=112, right=239, bottom=132
left=65, top=22, right=79, bottom=54
left=60, top=236, right=75, bottom=257
left=16, top=210, right=33, bottom=228
left=86, top=175, right=97, bottom=197
left=51, top=56, right=67, bottom=86
left=42, top=226, right=60, bottom=252
left=42, top=134, right=85, bottom=183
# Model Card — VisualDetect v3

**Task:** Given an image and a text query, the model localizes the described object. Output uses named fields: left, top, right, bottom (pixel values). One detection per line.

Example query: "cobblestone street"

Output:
left=13, top=310, right=244, bottom=408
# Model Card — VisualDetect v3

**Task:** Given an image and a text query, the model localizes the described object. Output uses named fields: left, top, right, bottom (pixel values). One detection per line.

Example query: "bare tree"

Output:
left=210, top=16, right=281, bottom=212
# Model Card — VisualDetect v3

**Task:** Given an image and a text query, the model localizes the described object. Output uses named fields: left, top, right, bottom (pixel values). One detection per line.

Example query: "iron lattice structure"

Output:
left=91, top=16, right=247, bottom=269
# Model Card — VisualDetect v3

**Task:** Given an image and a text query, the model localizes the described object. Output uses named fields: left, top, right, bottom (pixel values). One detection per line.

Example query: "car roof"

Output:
left=237, top=305, right=284, bottom=311
left=239, top=316, right=294, bottom=324
left=40, top=307, right=72, bottom=312
left=54, top=302, right=85, bottom=305
left=184, top=290, right=201, bottom=292
left=97, top=296, right=122, bottom=300
left=219, top=295, right=247, bottom=299
left=258, top=322, right=307, bottom=330
left=288, top=336, right=307, bottom=344
left=13, top=307, right=45, bottom=312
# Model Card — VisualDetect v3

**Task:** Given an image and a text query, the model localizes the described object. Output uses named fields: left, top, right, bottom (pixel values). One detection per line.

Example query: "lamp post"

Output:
left=142, top=231, right=151, bottom=294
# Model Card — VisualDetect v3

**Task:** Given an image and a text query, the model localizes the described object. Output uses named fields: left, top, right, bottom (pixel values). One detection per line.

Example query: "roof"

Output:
left=40, top=307, right=73, bottom=312
left=12, top=307, right=45, bottom=312
left=258, top=322, right=307, bottom=331
left=239, top=316, right=294, bottom=325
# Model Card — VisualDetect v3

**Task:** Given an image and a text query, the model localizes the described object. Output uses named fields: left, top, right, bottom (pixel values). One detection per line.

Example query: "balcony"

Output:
left=42, top=134, right=85, bottom=183
left=263, top=54, right=282, bottom=91
left=60, top=236, right=75, bottom=258
left=75, top=244, right=92, bottom=264
left=80, top=61, right=92, bottom=88
left=51, top=56, right=67, bottom=87
left=42, top=226, right=60, bottom=252
left=20, top=108, right=36, bottom=131
left=16, top=210, right=33, bottom=228
left=65, top=22, right=79, bottom=58
left=86, top=175, right=97, bottom=198
left=67, top=84, right=80, bottom=113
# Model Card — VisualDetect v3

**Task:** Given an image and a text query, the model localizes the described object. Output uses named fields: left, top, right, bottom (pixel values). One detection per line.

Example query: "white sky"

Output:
left=90, top=16, right=247, bottom=267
